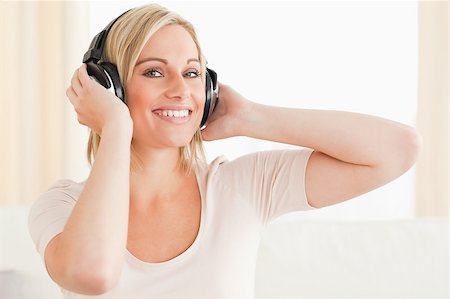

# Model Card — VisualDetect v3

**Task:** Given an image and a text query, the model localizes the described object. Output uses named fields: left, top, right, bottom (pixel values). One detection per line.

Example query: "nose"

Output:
left=165, top=73, right=190, bottom=100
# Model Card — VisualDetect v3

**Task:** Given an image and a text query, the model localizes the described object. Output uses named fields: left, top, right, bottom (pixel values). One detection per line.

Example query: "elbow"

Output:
left=403, top=127, right=422, bottom=169
left=395, top=126, right=422, bottom=173
left=70, top=263, right=119, bottom=295
left=376, top=126, right=422, bottom=181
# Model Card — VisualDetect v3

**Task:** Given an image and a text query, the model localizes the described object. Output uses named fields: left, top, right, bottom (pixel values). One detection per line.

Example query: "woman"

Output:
left=29, top=3, right=421, bottom=298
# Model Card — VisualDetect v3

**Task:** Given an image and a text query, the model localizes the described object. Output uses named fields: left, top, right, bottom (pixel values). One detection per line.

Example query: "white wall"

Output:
left=85, top=1, right=418, bottom=221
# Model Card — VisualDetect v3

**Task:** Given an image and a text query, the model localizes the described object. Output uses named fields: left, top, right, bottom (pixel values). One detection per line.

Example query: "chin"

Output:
left=156, top=128, right=198, bottom=148
left=166, top=137, right=193, bottom=148
left=170, top=134, right=194, bottom=147
left=133, top=118, right=201, bottom=149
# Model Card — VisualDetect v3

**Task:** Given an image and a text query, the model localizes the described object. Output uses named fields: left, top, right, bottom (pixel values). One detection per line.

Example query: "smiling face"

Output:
left=126, top=24, right=205, bottom=150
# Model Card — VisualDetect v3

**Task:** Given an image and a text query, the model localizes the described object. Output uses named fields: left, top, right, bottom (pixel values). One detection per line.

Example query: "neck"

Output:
left=129, top=144, right=194, bottom=212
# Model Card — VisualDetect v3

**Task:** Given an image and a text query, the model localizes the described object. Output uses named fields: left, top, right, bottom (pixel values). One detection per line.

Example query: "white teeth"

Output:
left=156, top=109, right=190, bottom=118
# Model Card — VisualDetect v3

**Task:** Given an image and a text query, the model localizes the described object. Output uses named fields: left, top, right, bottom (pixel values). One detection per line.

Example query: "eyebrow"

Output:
left=135, top=57, right=200, bottom=66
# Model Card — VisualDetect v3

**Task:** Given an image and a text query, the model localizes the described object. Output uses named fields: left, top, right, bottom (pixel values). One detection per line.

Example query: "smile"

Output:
left=152, top=109, right=192, bottom=124
left=153, top=109, right=190, bottom=117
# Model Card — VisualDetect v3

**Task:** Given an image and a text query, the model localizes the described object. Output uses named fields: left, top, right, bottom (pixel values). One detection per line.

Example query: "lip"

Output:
left=151, top=105, right=194, bottom=125
left=152, top=105, right=193, bottom=112
left=152, top=111, right=192, bottom=124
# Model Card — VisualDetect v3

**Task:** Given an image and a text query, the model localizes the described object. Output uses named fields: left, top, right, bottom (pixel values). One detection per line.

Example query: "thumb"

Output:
left=200, top=119, right=233, bottom=142
left=200, top=124, right=214, bottom=141
left=200, top=122, right=222, bottom=141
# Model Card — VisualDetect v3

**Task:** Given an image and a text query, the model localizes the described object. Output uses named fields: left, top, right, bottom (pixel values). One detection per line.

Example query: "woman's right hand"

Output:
left=66, top=63, right=133, bottom=135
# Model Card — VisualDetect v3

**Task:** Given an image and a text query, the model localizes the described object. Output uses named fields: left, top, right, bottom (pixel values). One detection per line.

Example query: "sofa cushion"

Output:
left=255, top=218, right=448, bottom=298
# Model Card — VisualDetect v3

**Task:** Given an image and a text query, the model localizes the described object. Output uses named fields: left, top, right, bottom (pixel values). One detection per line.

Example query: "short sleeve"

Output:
left=215, top=148, right=317, bottom=226
left=28, top=180, right=80, bottom=260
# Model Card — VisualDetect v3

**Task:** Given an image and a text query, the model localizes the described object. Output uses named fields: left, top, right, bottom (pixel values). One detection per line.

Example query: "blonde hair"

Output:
left=86, top=4, right=206, bottom=175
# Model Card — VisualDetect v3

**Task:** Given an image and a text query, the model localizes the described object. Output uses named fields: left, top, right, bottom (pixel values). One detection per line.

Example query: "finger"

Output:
left=66, top=86, right=78, bottom=106
left=78, top=63, right=93, bottom=86
left=71, top=68, right=82, bottom=95
left=217, top=81, right=225, bottom=90
left=200, top=124, right=214, bottom=141
left=199, top=127, right=209, bottom=141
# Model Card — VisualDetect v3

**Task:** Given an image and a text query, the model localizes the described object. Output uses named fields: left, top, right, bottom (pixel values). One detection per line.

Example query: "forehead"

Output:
left=138, top=24, right=198, bottom=61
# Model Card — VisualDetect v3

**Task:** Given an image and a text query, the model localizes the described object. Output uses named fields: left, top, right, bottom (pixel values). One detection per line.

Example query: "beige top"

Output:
left=28, top=148, right=316, bottom=298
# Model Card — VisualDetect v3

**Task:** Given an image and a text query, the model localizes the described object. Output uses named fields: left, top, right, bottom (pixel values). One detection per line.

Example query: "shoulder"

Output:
left=199, top=148, right=314, bottom=183
left=198, top=155, right=229, bottom=177
left=28, top=179, right=86, bottom=258
left=45, top=179, right=85, bottom=197
left=205, top=148, right=314, bottom=173
left=29, top=179, right=86, bottom=231
left=31, top=179, right=86, bottom=210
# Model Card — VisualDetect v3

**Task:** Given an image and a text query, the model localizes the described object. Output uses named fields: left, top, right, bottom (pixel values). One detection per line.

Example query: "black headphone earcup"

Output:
left=86, top=62, right=111, bottom=88
left=85, top=62, right=125, bottom=104
left=201, top=73, right=212, bottom=128
left=100, top=62, right=126, bottom=104
left=201, top=68, right=219, bottom=128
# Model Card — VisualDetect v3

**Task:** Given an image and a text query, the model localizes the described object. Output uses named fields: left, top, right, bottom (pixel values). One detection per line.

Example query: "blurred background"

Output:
left=0, top=0, right=447, bottom=220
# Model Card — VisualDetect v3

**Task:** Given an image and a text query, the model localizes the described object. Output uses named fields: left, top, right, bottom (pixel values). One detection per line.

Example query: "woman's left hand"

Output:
left=200, top=82, right=252, bottom=141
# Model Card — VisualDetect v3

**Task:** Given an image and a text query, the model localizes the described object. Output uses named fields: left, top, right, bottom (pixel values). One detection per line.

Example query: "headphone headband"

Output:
left=83, top=10, right=131, bottom=63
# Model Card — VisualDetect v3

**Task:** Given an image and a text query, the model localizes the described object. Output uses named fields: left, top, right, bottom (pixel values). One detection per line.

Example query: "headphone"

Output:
left=82, top=10, right=219, bottom=128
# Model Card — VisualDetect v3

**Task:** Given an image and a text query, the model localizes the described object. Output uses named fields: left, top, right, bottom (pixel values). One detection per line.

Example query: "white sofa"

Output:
left=1, top=204, right=448, bottom=298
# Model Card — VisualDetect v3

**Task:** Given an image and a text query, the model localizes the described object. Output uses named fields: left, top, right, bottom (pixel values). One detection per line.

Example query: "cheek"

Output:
left=194, top=84, right=206, bottom=109
left=126, top=82, right=156, bottom=114
left=126, top=95, right=145, bottom=121
left=193, top=91, right=206, bottom=125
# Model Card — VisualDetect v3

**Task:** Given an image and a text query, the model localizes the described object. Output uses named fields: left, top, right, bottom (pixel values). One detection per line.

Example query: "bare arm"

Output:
left=202, top=83, right=422, bottom=208
left=45, top=64, right=133, bottom=295
left=242, top=104, right=422, bottom=208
